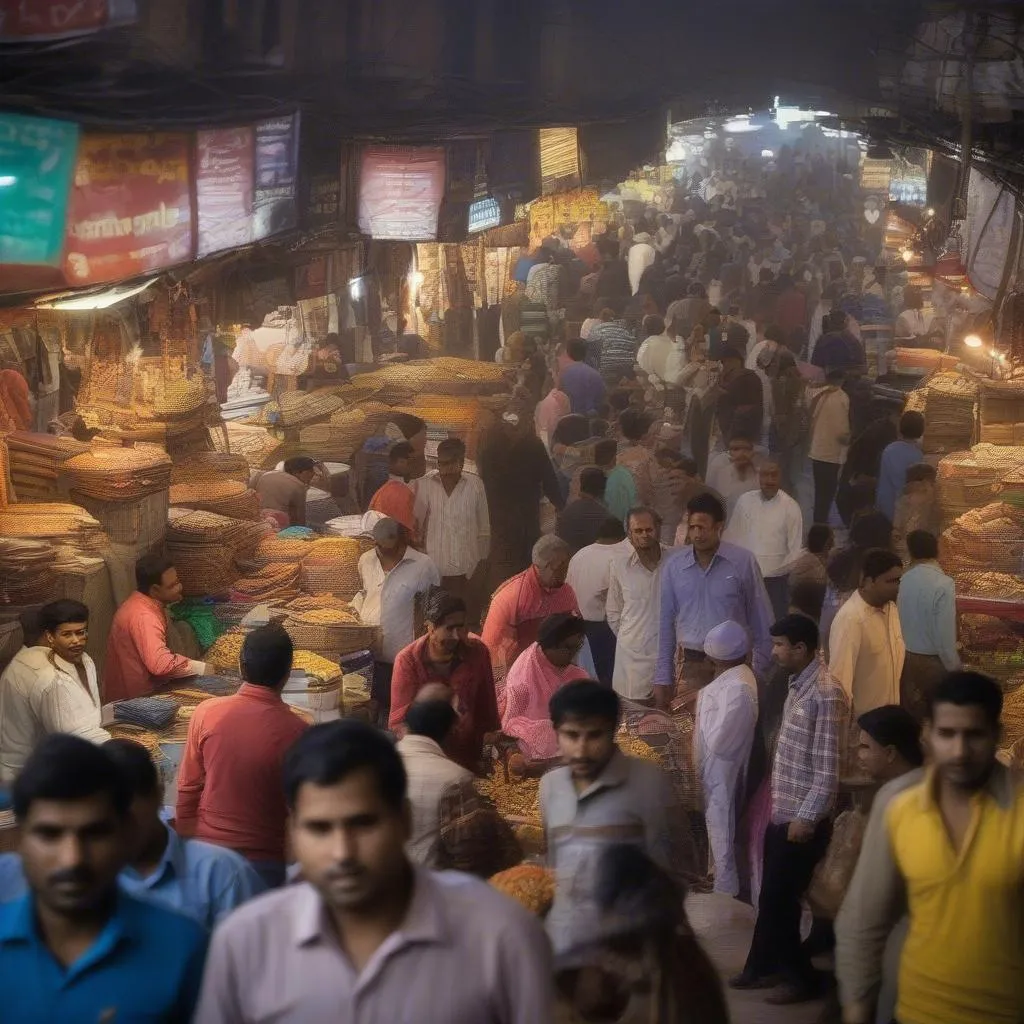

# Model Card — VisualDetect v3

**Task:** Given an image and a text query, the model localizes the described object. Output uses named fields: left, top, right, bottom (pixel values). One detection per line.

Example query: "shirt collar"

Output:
left=49, top=651, right=92, bottom=678
left=918, top=762, right=1016, bottom=813
left=237, top=682, right=285, bottom=704
left=789, top=658, right=820, bottom=693
left=120, top=823, right=180, bottom=890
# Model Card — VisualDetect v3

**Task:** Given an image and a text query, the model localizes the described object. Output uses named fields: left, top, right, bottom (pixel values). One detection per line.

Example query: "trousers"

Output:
left=811, top=459, right=841, bottom=526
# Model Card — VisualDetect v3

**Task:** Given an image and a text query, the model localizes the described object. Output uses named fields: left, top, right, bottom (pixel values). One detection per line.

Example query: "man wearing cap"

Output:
left=352, top=517, right=440, bottom=720
left=696, top=621, right=759, bottom=898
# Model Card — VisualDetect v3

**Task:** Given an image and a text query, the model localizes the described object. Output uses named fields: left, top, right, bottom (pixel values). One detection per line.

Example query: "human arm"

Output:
left=387, top=648, right=418, bottom=732
left=174, top=711, right=207, bottom=837
left=827, top=610, right=859, bottom=706
left=778, top=500, right=806, bottom=573
left=288, top=481, right=306, bottom=527
left=208, top=857, right=266, bottom=926
left=702, top=685, right=758, bottom=760
left=605, top=564, right=624, bottom=637
left=654, top=561, right=679, bottom=692
left=795, top=685, right=845, bottom=824
left=127, top=607, right=205, bottom=681
left=934, top=579, right=961, bottom=671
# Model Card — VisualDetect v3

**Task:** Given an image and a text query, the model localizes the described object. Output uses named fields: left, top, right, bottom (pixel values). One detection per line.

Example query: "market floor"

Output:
left=687, top=893, right=825, bottom=1024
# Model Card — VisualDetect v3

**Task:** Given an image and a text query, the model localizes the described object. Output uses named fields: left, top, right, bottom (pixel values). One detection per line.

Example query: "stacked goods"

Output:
left=489, top=866, right=554, bottom=916
left=997, top=464, right=1024, bottom=511
left=0, top=538, right=55, bottom=603
left=956, top=571, right=1024, bottom=602
left=0, top=502, right=106, bottom=551
left=231, top=562, right=300, bottom=603
left=204, top=630, right=246, bottom=673
left=339, top=358, right=510, bottom=403
left=390, top=398, right=495, bottom=459
left=979, top=377, right=1024, bottom=445
left=299, top=407, right=370, bottom=462
left=999, top=681, right=1024, bottom=756
left=170, top=452, right=250, bottom=486
left=169, top=480, right=261, bottom=521
left=298, top=538, right=363, bottom=598
left=920, top=372, right=977, bottom=454
left=4, top=432, right=88, bottom=500
left=65, top=444, right=172, bottom=501
left=959, top=614, right=1024, bottom=681
left=165, top=508, right=267, bottom=597
left=291, top=651, right=343, bottom=684
left=937, top=445, right=1024, bottom=527
left=215, top=422, right=283, bottom=470
left=275, top=390, right=347, bottom=429
left=106, top=724, right=170, bottom=772
left=252, top=535, right=319, bottom=566
left=286, top=593, right=354, bottom=613
left=891, top=348, right=959, bottom=374
left=282, top=606, right=378, bottom=657
left=940, top=502, right=1024, bottom=575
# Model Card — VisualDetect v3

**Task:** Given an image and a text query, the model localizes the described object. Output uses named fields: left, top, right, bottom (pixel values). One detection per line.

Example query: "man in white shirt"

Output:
left=565, top=518, right=630, bottom=687
left=0, top=600, right=109, bottom=782
left=414, top=437, right=490, bottom=627
left=635, top=314, right=674, bottom=382
left=606, top=508, right=666, bottom=702
left=725, top=459, right=803, bottom=621
left=627, top=233, right=656, bottom=295
left=353, top=517, right=440, bottom=720
left=705, top=434, right=762, bottom=520
left=696, top=621, right=758, bottom=898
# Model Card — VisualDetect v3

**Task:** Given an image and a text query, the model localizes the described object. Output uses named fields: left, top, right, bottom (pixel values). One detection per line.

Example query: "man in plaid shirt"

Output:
left=730, top=613, right=847, bottom=1005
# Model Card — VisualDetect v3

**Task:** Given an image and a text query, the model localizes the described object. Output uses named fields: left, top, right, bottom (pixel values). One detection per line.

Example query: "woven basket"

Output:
left=71, top=489, right=169, bottom=547
left=169, top=481, right=262, bottom=522
left=171, top=452, right=250, bottom=485
left=283, top=617, right=380, bottom=657
left=299, top=556, right=363, bottom=600
left=64, top=444, right=172, bottom=501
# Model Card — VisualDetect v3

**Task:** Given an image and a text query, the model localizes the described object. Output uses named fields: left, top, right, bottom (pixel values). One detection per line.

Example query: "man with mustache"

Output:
left=0, top=734, right=207, bottom=1020
left=195, top=719, right=554, bottom=1023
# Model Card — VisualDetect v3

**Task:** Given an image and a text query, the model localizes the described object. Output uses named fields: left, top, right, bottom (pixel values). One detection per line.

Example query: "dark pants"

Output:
left=372, top=661, right=394, bottom=724
left=583, top=620, right=617, bottom=687
left=743, top=818, right=832, bottom=985
left=764, top=575, right=790, bottom=624
left=811, top=459, right=841, bottom=526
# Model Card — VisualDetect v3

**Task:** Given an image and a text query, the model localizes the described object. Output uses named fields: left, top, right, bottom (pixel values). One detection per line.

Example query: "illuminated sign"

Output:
left=468, top=196, right=502, bottom=233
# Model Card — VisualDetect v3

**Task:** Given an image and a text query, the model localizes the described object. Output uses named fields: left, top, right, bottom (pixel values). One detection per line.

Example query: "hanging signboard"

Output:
left=358, top=146, right=446, bottom=241
left=539, top=127, right=580, bottom=196
left=253, top=113, right=300, bottom=241
left=0, top=112, right=78, bottom=274
left=63, top=132, right=193, bottom=286
left=0, top=0, right=136, bottom=40
left=467, top=196, right=502, bottom=234
left=196, top=127, right=254, bottom=257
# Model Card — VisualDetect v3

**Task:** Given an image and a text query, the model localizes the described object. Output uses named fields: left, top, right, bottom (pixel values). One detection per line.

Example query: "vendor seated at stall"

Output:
left=104, top=554, right=210, bottom=704
left=253, top=456, right=317, bottom=527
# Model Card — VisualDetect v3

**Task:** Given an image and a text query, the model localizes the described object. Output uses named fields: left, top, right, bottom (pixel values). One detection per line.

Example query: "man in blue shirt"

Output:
left=560, top=337, right=607, bottom=416
left=0, top=734, right=207, bottom=1022
left=876, top=410, right=925, bottom=522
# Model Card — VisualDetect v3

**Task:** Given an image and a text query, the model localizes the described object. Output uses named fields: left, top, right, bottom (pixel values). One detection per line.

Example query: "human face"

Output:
left=46, top=620, right=89, bottom=665
left=687, top=512, right=722, bottom=554
left=150, top=568, right=184, bottom=606
left=864, top=566, right=902, bottom=607
left=555, top=715, right=617, bottom=783
left=759, top=462, right=781, bottom=500
left=391, top=455, right=411, bottom=481
left=297, top=469, right=316, bottom=487
left=771, top=635, right=810, bottom=673
left=728, top=439, right=754, bottom=470
left=20, top=794, right=127, bottom=916
left=925, top=703, right=999, bottom=792
left=542, top=630, right=585, bottom=669
left=857, top=730, right=897, bottom=782
left=124, top=789, right=165, bottom=863
left=290, top=770, right=410, bottom=913
left=437, top=455, right=463, bottom=488
left=427, top=611, right=467, bottom=658
left=627, top=512, right=658, bottom=553
left=536, top=553, right=570, bottom=590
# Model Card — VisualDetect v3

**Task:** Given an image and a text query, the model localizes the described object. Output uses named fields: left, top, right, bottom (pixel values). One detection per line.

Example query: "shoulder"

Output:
left=209, top=883, right=306, bottom=947
left=121, top=891, right=207, bottom=952
left=428, top=870, right=547, bottom=943
left=718, top=541, right=757, bottom=567
left=885, top=774, right=930, bottom=827
left=182, top=836, right=254, bottom=876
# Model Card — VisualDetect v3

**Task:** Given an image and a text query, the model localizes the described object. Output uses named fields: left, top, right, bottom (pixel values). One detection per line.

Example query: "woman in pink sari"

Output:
left=500, top=613, right=588, bottom=761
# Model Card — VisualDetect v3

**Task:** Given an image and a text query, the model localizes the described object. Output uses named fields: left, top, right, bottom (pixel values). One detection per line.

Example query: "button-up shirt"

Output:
left=897, top=561, right=960, bottom=670
left=176, top=683, right=310, bottom=862
left=354, top=546, right=441, bottom=663
left=0, top=890, right=207, bottom=1023
left=105, top=591, right=204, bottom=703
left=194, top=870, right=554, bottom=1023
left=656, top=542, right=774, bottom=685
left=0, top=646, right=109, bottom=782
left=414, top=472, right=490, bottom=578
left=606, top=547, right=665, bottom=700
left=770, top=658, right=846, bottom=826
left=725, top=488, right=804, bottom=578
left=566, top=540, right=631, bottom=621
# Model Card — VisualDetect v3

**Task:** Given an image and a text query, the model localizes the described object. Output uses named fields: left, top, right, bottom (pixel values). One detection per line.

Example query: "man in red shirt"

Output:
left=176, top=623, right=308, bottom=888
left=389, top=591, right=499, bottom=774
left=368, top=441, right=418, bottom=542
left=104, top=554, right=209, bottom=703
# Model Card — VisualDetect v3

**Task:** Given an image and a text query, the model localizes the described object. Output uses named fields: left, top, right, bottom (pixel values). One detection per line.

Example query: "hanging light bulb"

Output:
left=964, top=334, right=983, bottom=349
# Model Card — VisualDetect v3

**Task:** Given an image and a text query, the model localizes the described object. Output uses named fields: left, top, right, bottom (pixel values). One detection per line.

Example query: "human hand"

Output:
left=787, top=819, right=815, bottom=843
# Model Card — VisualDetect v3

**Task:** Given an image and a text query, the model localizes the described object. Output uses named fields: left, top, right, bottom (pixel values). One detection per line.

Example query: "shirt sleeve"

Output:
left=496, top=905, right=557, bottom=1024
left=127, top=605, right=196, bottom=681
left=828, top=608, right=860, bottom=704
left=193, top=923, right=244, bottom=1024
left=175, top=711, right=207, bottom=837
left=702, top=685, right=757, bottom=760
left=655, top=562, right=679, bottom=687
left=935, top=580, right=961, bottom=671
left=605, top=562, right=624, bottom=635
left=743, top=557, right=775, bottom=678
left=413, top=485, right=430, bottom=540
left=796, top=687, right=844, bottom=823
left=209, top=858, right=266, bottom=926
left=785, top=501, right=805, bottom=567
left=387, top=649, right=417, bottom=732
left=38, top=679, right=110, bottom=746
left=535, top=440, right=566, bottom=511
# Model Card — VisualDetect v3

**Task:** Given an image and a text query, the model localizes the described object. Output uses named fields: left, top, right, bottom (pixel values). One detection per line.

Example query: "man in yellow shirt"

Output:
left=836, top=671, right=1024, bottom=1024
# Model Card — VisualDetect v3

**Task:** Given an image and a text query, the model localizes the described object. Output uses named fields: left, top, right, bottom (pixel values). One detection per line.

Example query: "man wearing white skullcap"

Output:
left=696, top=620, right=759, bottom=897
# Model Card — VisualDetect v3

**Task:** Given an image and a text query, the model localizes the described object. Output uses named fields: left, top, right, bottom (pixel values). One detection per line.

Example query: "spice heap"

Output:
left=489, top=865, right=555, bottom=917
left=475, top=772, right=541, bottom=828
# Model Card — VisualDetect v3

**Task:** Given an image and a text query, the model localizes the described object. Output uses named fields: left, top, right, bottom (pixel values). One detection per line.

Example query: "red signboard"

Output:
left=0, top=0, right=131, bottom=39
left=196, top=127, right=254, bottom=258
left=63, top=132, right=193, bottom=287
left=358, top=146, right=446, bottom=241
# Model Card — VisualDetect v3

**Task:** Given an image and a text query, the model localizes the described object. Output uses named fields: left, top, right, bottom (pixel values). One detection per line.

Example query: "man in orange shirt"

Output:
left=176, top=623, right=308, bottom=889
left=368, top=441, right=418, bottom=542
left=104, top=554, right=209, bottom=704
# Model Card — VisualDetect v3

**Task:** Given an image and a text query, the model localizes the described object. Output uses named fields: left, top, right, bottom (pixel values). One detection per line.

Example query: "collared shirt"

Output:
left=606, top=547, right=666, bottom=700
left=541, top=750, right=685, bottom=957
left=835, top=764, right=1024, bottom=1024
left=525, top=260, right=561, bottom=312
left=176, top=683, right=309, bottom=862
left=770, top=658, right=846, bottom=825
left=897, top=561, right=960, bottom=670
left=705, top=451, right=761, bottom=520
left=566, top=540, right=631, bottom=620
left=0, top=646, right=109, bottom=782
left=828, top=592, right=906, bottom=716
left=105, top=591, right=203, bottom=703
left=354, top=546, right=441, bottom=663
left=724, top=488, right=804, bottom=578
left=559, top=360, right=606, bottom=416
left=656, top=542, right=774, bottom=685
left=194, top=870, right=554, bottom=1023
left=414, top=471, right=490, bottom=578
left=876, top=438, right=923, bottom=522
left=0, top=889, right=207, bottom=1023
left=368, top=477, right=417, bottom=536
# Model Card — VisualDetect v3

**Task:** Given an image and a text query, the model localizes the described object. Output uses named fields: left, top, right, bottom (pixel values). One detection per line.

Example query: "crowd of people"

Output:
left=0, top=139, right=1021, bottom=1024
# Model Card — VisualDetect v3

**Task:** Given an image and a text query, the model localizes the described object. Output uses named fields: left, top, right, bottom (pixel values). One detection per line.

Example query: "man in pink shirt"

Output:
left=104, top=554, right=209, bottom=704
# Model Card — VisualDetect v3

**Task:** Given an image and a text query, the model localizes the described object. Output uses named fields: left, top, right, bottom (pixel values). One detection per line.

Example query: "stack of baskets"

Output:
left=920, top=372, right=978, bottom=455
left=940, top=502, right=1024, bottom=576
left=169, top=480, right=261, bottom=521
left=937, top=444, right=1024, bottom=528
left=170, top=452, right=251, bottom=486
left=3, top=432, right=88, bottom=500
left=979, top=377, right=1024, bottom=445
left=298, top=537, right=363, bottom=599
left=251, top=534, right=319, bottom=567
left=0, top=537, right=56, bottom=603
left=231, top=562, right=301, bottom=603
left=299, top=407, right=371, bottom=462
left=282, top=606, right=379, bottom=658
left=0, top=502, right=106, bottom=551
left=165, top=508, right=268, bottom=597
left=215, top=422, right=283, bottom=470
left=276, top=390, right=348, bottom=430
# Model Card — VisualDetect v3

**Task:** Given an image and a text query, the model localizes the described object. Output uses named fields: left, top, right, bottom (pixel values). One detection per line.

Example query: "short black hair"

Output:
left=283, top=720, right=407, bottom=811
left=927, top=670, right=1003, bottom=729
left=388, top=441, right=414, bottom=466
left=104, top=738, right=161, bottom=797
left=642, top=314, right=665, bottom=336
left=437, top=437, right=466, bottom=462
left=549, top=679, right=621, bottom=729
left=906, top=530, right=938, bottom=561
left=862, top=548, right=903, bottom=582
left=284, top=456, right=317, bottom=475
left=404, top=700, right=457, bottom=744
left=677, top=455, right=699, bottom=476
left=594, top=437, right=618, bottom=466
left=655, top=446, right=683, bottom=466
left=13, top=734, right=132, bottom=821
left=626, top=506, right=662, bottom=530
left=135, top=553, right=175, bottom=594
left=825, top=366, right=846, bottom=383
left=597, top=516, right=627, bottom=542
left=807, top=524, right=834, bottom=555
left=899, top=411, right=925, bottom=440
left=391, top=413, right=427, bottom=440
left=240, top=622, right=293, bottom=688
left=763, top=324, right=786, bottom=343
left=727, top=432, right=754, bottom=448
left=424, top=588, right=466, bottom=626
left=538, top=612, right=586, bottom=650
left=788, top=580, right=825, bottom=621
left=857, top=706, right=924, bottom=767
left=589, top=418, right=610, bottom=438
left=19, top=608, right=44, bottom=648
left=40, top=599, right=89, bottom=633
left=579, top=467, right=607, bottom=499
left=687, top=492, right=725, bottom=523
left=769, top=613, right=819, bottom=652
left=619, top=408, right=654, bottom=443
left=566, top=338, right=587, bottom=362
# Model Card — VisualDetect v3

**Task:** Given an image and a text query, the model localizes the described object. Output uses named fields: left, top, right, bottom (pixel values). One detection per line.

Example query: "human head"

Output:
left=549, top=680, right=621, bottom=783
left=758, top=458, right=781, bottom=500
left=906, top=529, right=938, bottom=562
left=788, top=579, right=826, bottom=622
left=856, top=706, right=924, bottom=781
left=551, top=414, right=592, bottom=449
left=579, top=467, right=607, bottom=502
left=14, top=734, right=131, bottom=917
left=392, top=413, right=427, bottom=451
left=807, top=523, right=834, bottom=557
left=532, top=535, right=572, bottom=589
left=825, top=366, right=846, bottom=385
left=424, top=590, right=468, bottom=659
left=925, top=671, right=1002, bottom=792
left=538, top=613, right=587, bottom=669
left=769, top=613, right=819, bottom=672
left=619, top=408, right=655, bottom=444
left=372, top=516, right=406, bottom=556
left=899, top=411, right=925, bottom=441
left=904, top=285, right=923, bottom=311
left=727, top=434, right=755, bottom=471
left=905, top=463, right=937, bottom=487
left=566, top=338, right=587, bottom=362
left=860, top=548, right=903, bottom=607
left=594, top=437, right=618, bottom=469
left=642, top=314, right=665, bottom=338
left=284, top=456, right=317, bottom=486
left=19, top=607, right=44, bottom=649
left=596, top=517, right=627, bottom=544
left=654, top=446, right=683, bottom=470
left=240, top=621, right=294, bottom=690
left=135, top=553, right=183, bottom=606
left=40, top=599, right=90, bottom=666
left=719, top=347, right=744, bottom=373
left=284, top=720, right=410, bottom=911
left=436, top=437, right=466, bottom=487
left=686, top=493, right=726, bottom=555
left=626, top=507, right=660, bottom=554
left=388, top=441, right=414, bottom=480
left=103, top=738, right=165, bottom=863
left=404, top=699, right=458, bottom=746
left=704, top=620, right=750, bottom=672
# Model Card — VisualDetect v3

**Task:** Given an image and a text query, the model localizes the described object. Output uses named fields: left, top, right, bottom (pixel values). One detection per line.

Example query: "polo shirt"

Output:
left=0, top=889, right=207, bottom=1023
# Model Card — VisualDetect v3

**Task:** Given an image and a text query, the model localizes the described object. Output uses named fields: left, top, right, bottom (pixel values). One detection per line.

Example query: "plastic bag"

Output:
left=806, top=808, right=868, bottom=920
